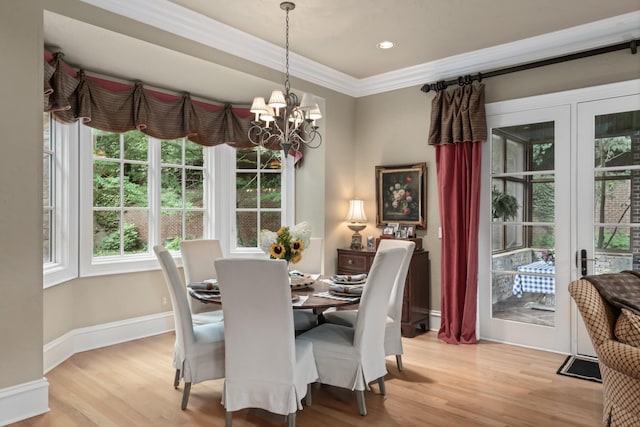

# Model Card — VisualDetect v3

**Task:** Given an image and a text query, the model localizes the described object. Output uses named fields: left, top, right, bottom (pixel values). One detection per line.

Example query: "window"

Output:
left=43, top=113, right=78, bottom=287
left=76, top=124, right=292, bottom=276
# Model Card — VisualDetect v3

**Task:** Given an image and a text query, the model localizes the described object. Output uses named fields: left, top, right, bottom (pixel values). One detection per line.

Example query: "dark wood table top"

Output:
left=188, top=276, right=360, bottom=313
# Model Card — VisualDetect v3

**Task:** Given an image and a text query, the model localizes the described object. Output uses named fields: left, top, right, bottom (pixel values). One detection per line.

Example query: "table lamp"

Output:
left=345, top=199, right=367, bottom=250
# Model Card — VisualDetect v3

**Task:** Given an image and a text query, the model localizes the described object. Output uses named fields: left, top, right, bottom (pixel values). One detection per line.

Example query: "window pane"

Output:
left=161, top=209, right=183, bottom=250
left=43, top=210, right=52, bottom=263
left=94, top=162, right=120, bottom=207
left=43, top=113, right=51, bottom=150
left=122, top=211, right=147, bottom=255
left=594, top=172, right=631, bottom=223
left=261, top=173, right=281, bottom=208
left=124, top=164, right=148, bottom=207
left=261, top=211, right=281, bottom=233
left=532, top=140, right=554, bottom=171
left=236, top=211, right=257, bottom=247
left=185, top=211, right=204, bottom=240
left=260, top=148, right=282, bottom=170
left=532, top=180, right=555, bottom=222
left=94, top=212, right=121, bottom=256
left=505, top=139, right=524, bottom=173
left=237, top=148, right=257, bottom=169
left=43, top=153, right=51, bottom=207
left=185, top=169, right=204, bottom=207
left=237, top=173, right=257, bottom=208
left=161, top=139, right=182, bottom=165
left=491, top=134, right=504, bottom=174
left=185, top=139, right=204, bottom=166
left=94, top=131, right=120, bottom=158
left=123, top=131, right=147, bottom=161
left=161, top=167, right=183, bottom=208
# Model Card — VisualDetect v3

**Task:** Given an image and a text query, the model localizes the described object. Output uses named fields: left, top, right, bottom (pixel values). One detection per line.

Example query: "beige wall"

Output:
left=1, top=0, right=638, bottom=402
left=0, top=1, right=44, bottom=389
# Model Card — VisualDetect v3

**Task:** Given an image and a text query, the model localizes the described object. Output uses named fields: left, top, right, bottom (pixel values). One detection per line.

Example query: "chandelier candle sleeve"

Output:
left=248, top=2, right=322, bottom=158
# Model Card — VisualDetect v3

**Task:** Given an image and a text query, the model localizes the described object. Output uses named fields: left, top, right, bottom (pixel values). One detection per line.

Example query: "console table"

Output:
left=336, top=247, right=430, bottom=337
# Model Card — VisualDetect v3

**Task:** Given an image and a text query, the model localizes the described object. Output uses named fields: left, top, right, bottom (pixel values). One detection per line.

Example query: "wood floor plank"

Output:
left=9, top=332, right=602, bottom=426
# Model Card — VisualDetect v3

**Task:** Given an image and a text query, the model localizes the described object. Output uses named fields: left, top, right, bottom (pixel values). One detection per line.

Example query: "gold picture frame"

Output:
left=375, top=163, right=427, bottom=228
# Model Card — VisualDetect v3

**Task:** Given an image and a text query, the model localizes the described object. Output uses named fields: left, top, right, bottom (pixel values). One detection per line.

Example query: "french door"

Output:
left=479, top=105, right=572, bottom=353
left=479, top=80, right=640, bottom=354
left=575, top=93, right=640, bottom=355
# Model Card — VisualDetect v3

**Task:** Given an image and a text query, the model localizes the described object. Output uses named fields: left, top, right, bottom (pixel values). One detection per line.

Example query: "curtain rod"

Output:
left=420, top=39, right=639, bottom=93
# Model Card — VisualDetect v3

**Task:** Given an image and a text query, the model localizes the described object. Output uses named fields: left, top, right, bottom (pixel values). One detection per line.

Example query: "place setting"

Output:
left=314, top=273, right=367, bottom=301
left=187, top=279, right=221, bottom=301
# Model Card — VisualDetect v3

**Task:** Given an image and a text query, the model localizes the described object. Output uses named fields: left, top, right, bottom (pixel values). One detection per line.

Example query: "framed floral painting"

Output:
left=375, top=163, right=427, bottom=228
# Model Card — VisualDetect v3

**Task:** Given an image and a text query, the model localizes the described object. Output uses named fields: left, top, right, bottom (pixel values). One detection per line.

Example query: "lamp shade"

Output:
left=250, top=97, right=267, bottom=114
left=345, top=199, right=367, bottom=223
left=268, top=90, right=286, bottom=109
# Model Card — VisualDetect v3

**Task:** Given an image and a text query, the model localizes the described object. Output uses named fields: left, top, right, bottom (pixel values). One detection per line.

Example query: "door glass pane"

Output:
left=592, top=110, right=640, bottom=273
left=491, top=121, right=556, bottom=327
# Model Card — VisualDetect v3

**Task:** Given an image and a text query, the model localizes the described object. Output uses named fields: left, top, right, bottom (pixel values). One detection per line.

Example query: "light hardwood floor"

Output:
left=12, top=332, right=603, bottom=427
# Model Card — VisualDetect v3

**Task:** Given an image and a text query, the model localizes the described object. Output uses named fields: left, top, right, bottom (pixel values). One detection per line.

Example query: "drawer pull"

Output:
left=348, top=259, right=354, bottom=265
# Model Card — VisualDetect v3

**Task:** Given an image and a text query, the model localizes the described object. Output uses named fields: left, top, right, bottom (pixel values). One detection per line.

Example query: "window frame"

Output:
left=44, top=115, right=79, bottom=288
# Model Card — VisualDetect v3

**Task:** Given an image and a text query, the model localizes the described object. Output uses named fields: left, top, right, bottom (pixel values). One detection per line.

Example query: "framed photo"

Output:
left=401, top=225, right=415, bottom=238
left=387, top=222, right=399, bottom=233
left=375, top=163, right=427, bottom=228
left=382, top=226, right=395, bottom=236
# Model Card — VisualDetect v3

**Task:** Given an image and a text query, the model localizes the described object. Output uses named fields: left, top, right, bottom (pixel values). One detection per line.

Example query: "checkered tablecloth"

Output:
left=512, top=261, right=556, bottom=297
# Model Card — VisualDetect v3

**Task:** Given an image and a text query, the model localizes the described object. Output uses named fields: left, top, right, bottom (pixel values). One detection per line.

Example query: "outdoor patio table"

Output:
left=512, top=260, right=555, bottom=297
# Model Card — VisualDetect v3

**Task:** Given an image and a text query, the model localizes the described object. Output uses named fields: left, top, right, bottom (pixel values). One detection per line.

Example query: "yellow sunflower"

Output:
left=269, top=243, right=286, bottom=259
left=290, top=253, right=302, bottom=264
left=290, top=239, right=304, bottom=253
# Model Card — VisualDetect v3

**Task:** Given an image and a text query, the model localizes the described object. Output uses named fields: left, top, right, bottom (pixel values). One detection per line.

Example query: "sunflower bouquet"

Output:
left=260, top=221, right=311, bottom=264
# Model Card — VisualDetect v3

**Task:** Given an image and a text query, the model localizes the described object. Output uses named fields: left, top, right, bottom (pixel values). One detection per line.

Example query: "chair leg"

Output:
left=377, top=377, right=386, bottom=396
left=225, top=411, right=232, bottom=427
left=304, top=383, right=312, bottom=406
left=173, top=369, right=180, bottom=388
left=396, top=354, right=403, bottom=371
left=180, top=382, right=191, bottom=410
left=356, top=390, right=367, bottom=416
left=288, top=412, right=296, bottom=427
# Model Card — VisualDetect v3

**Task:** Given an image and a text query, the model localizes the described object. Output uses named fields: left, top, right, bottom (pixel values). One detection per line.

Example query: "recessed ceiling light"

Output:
left=377, top=40, right=395, bottom=50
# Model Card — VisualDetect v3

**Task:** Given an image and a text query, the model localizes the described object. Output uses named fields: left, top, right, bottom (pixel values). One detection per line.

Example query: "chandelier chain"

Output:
left=284, top=8, right=290, bottom=94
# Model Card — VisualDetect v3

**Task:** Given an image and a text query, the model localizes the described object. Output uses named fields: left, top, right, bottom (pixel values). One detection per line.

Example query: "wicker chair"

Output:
left=569, top=278, right=640, bottom=426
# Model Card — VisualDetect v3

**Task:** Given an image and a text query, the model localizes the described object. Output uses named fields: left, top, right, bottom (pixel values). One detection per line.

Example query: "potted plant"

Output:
left=492, top=187, right=519, bottom=220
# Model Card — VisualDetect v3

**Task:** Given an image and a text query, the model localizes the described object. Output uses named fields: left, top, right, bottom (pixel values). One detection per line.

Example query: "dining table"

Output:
left=188, top=275, right=361, bottom=318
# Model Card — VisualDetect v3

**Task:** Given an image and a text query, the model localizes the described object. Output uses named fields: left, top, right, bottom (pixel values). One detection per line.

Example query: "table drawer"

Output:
left=337, top=252, right=369, bottom=273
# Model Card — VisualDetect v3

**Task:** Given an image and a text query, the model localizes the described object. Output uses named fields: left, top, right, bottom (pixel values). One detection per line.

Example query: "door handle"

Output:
left=579, top=249, right=598, bottom=276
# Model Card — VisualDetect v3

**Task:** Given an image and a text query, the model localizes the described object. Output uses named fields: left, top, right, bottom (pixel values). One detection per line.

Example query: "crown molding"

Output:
left=79, top=0, right=639, bottom=98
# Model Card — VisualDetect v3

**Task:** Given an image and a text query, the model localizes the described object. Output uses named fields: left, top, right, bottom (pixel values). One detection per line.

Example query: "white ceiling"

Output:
left=44, top=0, right=640, bottom=102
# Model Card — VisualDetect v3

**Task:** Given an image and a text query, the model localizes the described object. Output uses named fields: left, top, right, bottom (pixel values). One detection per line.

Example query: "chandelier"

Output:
left=248, top=1, right=322, bottom=157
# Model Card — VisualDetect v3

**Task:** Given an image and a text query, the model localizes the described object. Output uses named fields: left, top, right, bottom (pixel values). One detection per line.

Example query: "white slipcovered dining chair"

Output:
left=289, top=237, right=323, bottom=333
left=180, top=239, right=224, bottom=325
left=297, top=246, right=406, bottom=416
left=215, top=258, right=319, bottom=427
left=323, top=239, right=415, bottom=370
left=154, top=245, right=225, bottom=410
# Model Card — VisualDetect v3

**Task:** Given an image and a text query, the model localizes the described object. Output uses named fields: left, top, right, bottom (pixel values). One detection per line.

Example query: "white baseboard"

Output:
left=429, top=310, right=441, bottom=332
left=0, top=379, right=49, bottom=427
left=43, top=311, right=174, bottom=374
